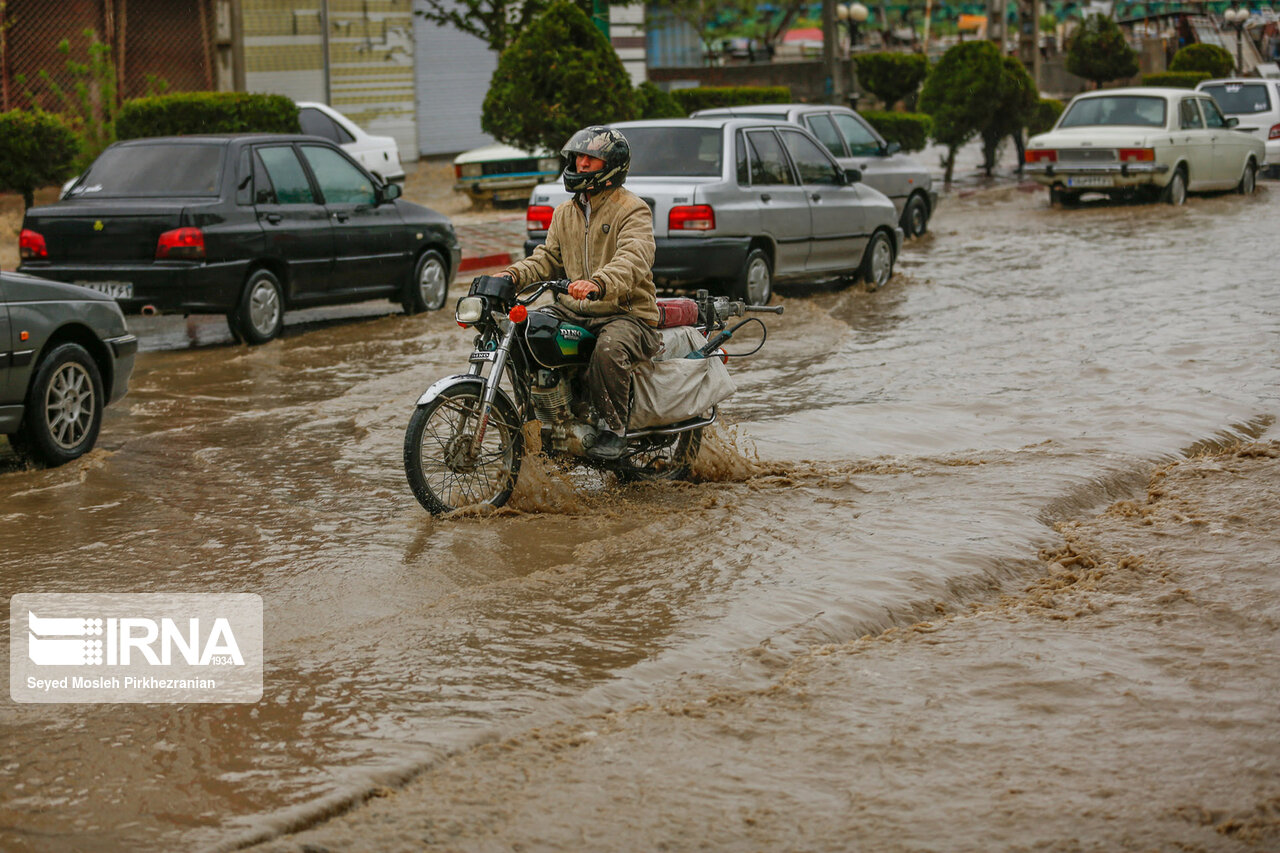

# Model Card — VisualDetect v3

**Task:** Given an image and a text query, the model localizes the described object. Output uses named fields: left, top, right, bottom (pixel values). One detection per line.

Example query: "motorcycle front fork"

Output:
left=468, top=321, right=519, bottom=457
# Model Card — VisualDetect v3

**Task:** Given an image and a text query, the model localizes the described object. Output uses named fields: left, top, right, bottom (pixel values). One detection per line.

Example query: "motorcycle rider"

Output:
left=498, top=126, right=660, bottom=460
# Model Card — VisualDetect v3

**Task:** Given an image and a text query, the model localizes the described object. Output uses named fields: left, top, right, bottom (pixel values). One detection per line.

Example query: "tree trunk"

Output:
left=943, top=146, right=956, bottom=186
left=23, top=187, right=34, bottom=210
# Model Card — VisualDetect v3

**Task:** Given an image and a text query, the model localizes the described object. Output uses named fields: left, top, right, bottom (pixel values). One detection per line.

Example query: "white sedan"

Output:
left=1024, top=86, right=1265, bottom=206
left=296, top=101, right=405, bottom=184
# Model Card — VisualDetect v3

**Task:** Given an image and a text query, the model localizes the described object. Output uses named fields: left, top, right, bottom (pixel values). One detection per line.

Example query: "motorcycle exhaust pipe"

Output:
left=140, top=305, right=158, bottom=316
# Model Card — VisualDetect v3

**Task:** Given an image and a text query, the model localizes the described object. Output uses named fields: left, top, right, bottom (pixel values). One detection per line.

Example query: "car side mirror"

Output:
left=844, top=167, right=862, bottom=184
left=378, top=182, right=403, bottom=204
left=1225, top=116, right=1239, bottom=128
left=882, top=141, right=901, bottom=156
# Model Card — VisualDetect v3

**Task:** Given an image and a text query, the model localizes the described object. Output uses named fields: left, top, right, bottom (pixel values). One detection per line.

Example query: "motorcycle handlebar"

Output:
left=542, top=279, right=600, bottom=301
left=745, top=304, right=784, bottom=315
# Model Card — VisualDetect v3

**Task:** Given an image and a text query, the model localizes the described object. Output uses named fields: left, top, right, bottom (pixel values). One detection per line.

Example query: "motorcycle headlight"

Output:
left=455, top=296, right=487, bottom=324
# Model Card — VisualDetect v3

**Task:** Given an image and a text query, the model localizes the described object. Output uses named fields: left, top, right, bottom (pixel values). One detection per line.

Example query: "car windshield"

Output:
left=1199, top=83, right=1272, bottom=115
left=623, top=127, right=723, bottom=177
left=68, top=143, right=224, bottom=197
left=1058, top=96, right=1167, bottom=128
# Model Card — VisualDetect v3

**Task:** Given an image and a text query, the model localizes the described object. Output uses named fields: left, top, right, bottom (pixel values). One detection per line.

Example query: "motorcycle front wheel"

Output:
left=403, top=385, right=523, bottom=514
left=616, top=428, right=702, bottom=483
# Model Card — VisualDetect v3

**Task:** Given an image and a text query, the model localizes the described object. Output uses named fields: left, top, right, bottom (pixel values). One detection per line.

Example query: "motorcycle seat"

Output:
left=655, top=297, right=698, bottom=329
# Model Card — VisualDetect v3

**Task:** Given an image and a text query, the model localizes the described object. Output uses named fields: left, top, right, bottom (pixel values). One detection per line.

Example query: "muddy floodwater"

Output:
left=2, top=185, right=1278, bottom=851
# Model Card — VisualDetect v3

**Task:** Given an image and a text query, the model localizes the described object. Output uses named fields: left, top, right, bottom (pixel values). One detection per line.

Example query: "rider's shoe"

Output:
left=587, top=429, right=626, bottom=460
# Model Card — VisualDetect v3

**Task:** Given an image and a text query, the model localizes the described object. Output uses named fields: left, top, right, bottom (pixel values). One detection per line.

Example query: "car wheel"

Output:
left=1161, top=167, right=1187, bottom=206
left=901, top=194, right=930, bottom=237
left=732, top=247, right=772, bottom=305
left=13, top=343, right=104, bottom=467
left=402, top=249, right=449, bottom=314
left=231, top=269, right=285, bottom=345
left=858, top=231, right=894, bottom=292
left=1237, top=160, right=1257, bottom=195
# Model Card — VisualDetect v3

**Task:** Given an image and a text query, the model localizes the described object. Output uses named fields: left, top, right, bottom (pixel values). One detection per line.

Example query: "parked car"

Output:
left=690, top=103, right=938, bottom=237
left=297, top=101, right=406, bottom=184
left=22, top=134, right=461, bottom=344
left=1, top=272, right=136, bottom=466
left=453, top=143, right=561, bottom=205
left=1024, top=86, right=1266, bottom=206
left=524, top=118, right=904, bottom=303
left=1194, top=78, right=1280, bottom=178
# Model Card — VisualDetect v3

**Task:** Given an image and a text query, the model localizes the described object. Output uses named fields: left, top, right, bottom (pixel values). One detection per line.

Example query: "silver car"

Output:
left=2, top=272, right=136, bottom=466
left=524, top=118, right=904, bottom=304
left=691, top=104, right=938, bottom=237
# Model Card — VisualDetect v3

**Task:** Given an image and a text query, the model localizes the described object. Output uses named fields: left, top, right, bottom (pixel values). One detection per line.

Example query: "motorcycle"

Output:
left=403, top=275, right=782, bottom=514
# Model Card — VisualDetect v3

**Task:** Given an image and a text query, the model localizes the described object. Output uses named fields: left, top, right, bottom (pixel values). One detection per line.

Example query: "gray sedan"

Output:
left=691, top=104, right=938, bottom=237
left=525, top=117, right=904, bottom=303
left=2, top=272, right=137, bottom=466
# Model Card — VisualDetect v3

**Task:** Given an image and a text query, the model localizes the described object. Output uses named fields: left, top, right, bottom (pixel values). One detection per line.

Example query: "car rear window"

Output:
left=624, top=127, right=723, bottom=177
left=1199, top=83, right=1272, bottom=115
left=67, top=143, right=224, bottom=197
left=1058, top=96, right=1167, bottom=128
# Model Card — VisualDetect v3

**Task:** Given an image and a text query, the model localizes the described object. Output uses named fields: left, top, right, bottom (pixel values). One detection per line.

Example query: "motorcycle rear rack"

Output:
left=626, top=408, right=717, bottom=439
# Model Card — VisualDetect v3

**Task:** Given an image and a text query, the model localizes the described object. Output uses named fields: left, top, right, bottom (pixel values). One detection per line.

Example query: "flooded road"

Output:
left=2, top=184, right=1278, bottom=851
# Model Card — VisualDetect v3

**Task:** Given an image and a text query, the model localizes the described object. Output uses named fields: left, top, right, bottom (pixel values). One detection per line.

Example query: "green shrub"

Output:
left=0, top=110, right=80, bottom=209
left=1066, top=14, right=1140, bottom=87
left=853, top=52, right=928, bottom=109
left=860, top=110, right=932, bottom=152
left=1141, top=70, right=1212, bottom=89
left=981, top=56, right=1038, bottom=175
left=635, top=81, right=684, bottom=119
left=919, top=40, right=1005, bottom=183
left=1028, top=97, right=1065, bottom=136
left=483, top=1, right=637, bottom=155
left=1169, top=43, right=1234, bottom=78
left=669, top=86, right=791, bottom=114
left=116, top=92, right=299, bottom=139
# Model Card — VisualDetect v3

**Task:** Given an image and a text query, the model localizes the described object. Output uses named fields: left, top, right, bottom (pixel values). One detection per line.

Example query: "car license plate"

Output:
left=469, top=350, right=496, bottom=362
left=76, top=280, right=133, bottom=299
left=1067, top=176, right=1111, bottom=188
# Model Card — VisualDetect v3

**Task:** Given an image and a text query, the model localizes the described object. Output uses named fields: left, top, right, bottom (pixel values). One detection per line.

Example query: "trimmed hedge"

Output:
left=635, top=81, right=684, bottom=119
left=116, top=92, right=300, bottom=140
left=1170, top=43, right=1234, bottom=78
left=853, top=52, right=929, bottom=109
left=1028, top=97, right=1065, bottom=136
left=1141, top=71, right=1212, bottom=89
left=0, top=109, right=80, bottom=208
left=670, top=86, right=791, bottom=114
left=860, top=110, right=932, bottom=152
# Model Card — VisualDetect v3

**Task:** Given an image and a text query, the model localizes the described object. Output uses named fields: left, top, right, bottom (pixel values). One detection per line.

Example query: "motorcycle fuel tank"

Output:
left=525, top=311, right=596, bottom=368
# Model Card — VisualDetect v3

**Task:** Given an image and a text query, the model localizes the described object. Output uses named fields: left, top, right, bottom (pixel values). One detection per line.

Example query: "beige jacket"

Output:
left=504, top=187, right=658, bottom=326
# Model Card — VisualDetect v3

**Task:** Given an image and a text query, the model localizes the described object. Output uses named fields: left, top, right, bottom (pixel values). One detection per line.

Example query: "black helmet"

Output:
left=561, top=126, right=630, bottom=195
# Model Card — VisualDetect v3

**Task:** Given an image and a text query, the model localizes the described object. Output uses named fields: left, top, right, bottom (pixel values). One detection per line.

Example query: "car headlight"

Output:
left=460, top=164, right=482, bottom=178
left=537, top=157, right=560, bottom=172
left=455, top=296, right=486, bottom=324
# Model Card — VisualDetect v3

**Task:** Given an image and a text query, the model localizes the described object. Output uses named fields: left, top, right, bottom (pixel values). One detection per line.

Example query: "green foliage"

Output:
left=1066, top=14, right=1140, bottom=87
left=918, top=40, right=1005, bottom=181
left=980, top=56, right=1038, bottom=175
left=859, top=110, right=932, bottom=152
left=1028, top=97, right=1065, bottom=136
left=853, top=52, right=928, bottom=110
left=0, top=110, right=80, bottom=209
left=635, top=82, right=685, bottom=119
left=1169, top=44, right=1234, bottom=78
left=414, top=0, right=593, bottom=52
left=668, top=85, right=791, bottom=114
left=1040, top=13, right=1058, bottom=33
left=115, top=93, right=300, bottom=139
left=482, top=1, right=638, bottom=154
left=1141, top=70, right=1213, bottom=89
left=15, top=30, right=125, bottom=170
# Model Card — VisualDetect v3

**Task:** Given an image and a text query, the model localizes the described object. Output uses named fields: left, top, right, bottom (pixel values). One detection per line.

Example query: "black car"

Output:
left=2, top=271, right=136, bottom=466
left=19, top=135, right=461, bottom=344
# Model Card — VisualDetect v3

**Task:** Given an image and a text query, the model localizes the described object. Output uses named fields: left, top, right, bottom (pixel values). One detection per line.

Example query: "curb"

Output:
left=458, top=251, right=520, bottom=273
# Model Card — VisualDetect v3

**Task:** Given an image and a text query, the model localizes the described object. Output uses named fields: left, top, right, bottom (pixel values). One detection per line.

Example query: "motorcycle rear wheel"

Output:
left=616, top=429, right=702, bottom=483
left=404, top=386, right=523, bottom=514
